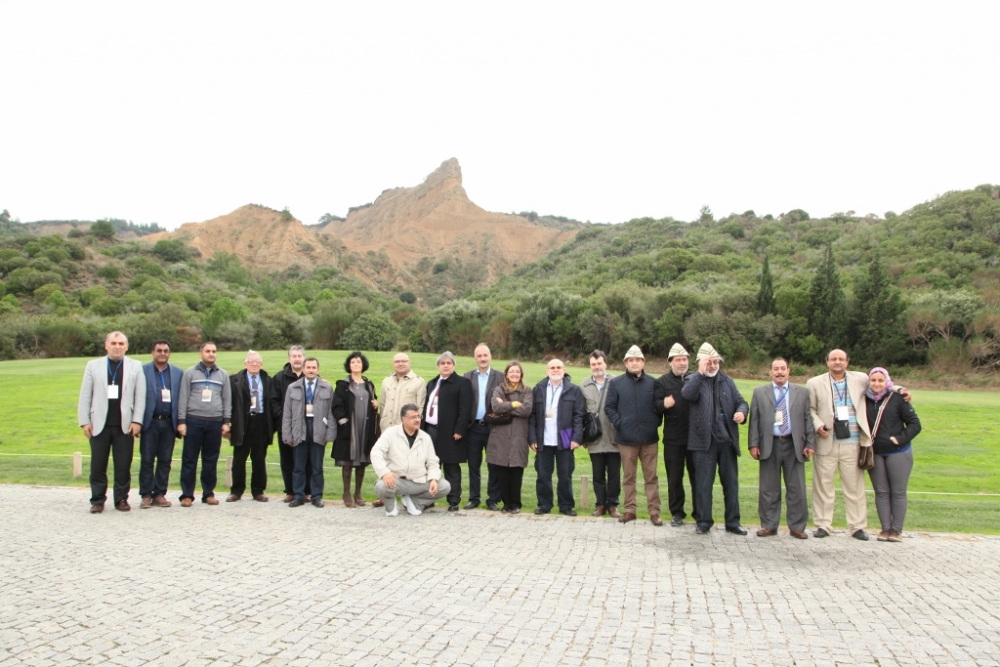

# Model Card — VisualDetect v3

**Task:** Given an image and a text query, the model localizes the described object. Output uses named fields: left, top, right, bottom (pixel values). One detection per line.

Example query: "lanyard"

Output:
left=107, top=358, right=123, bottom=385
left=832, top=377, right=847, bottom=405
left=547, top=383, right=562, bottom=409
left=201, top=366, right=215, bottom=385
left=158, top=368, right=168, bottom=390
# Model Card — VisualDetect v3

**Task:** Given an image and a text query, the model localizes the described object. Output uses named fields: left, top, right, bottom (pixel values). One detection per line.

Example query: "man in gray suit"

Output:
left=77, top=331, right=145, bottom=513
left=282, top=357, right=336, bottom=508
left=748, top=358, right=815, bottom=539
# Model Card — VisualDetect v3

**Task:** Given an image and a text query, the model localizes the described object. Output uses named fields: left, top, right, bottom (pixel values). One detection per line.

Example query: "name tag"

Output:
left=161, top=388, right=171, bottom=403
left=202, top=388, right=213, bottom=402
left=250, top=395, right=257, bottom=410
left=432, top=396, right=438, bottom=409
left=306, top=403, right=314, bottom=417
left=836, top=406, right=850, bottom=421
left=774, top=410, right=783, bottom=423
left=107, top=384, right=119, bottom=400
left=545, top=408, right=555, bottom=419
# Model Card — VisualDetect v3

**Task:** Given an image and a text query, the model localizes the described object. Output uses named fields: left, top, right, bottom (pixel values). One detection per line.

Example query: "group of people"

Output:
left=78, top=333, right=920, bottom=542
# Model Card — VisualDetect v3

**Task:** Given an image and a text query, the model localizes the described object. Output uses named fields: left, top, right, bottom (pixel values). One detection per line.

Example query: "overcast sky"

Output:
left=2, top=1, right=997, bottom=229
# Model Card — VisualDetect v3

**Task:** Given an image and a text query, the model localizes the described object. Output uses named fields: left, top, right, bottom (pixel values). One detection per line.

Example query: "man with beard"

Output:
left=682, top=342, right=749, bottom=535
left=271, top=345, right=308, bottom=502
left=177, top=341, right=232, bottom=507
left=138, top=339, right=182, bottom=509
left=422, top=351, right=473, bottom=511
left=653, top=343, right=697, bottom=527
left=580, top=350, right=620, bottom=518
left=529, top=359, right=585, bottom=516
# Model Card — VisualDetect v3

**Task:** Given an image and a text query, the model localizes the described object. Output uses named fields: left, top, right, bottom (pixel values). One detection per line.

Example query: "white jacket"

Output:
left=370, top=425, right=441, bottom=484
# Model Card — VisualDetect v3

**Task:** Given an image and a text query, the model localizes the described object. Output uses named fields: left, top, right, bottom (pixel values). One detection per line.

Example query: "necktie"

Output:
left=250, top=375, right=259, bottom=413
left=779, top=386, right=790, bottom=435
left=306, top=381, right=314, bottom=404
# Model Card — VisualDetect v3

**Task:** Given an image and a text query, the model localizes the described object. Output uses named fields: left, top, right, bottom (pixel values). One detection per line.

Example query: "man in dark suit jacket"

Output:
left=227, top=350, right=275, bottom=503
left=748, top=358, right=815, bottom=539
left=422, top=351, right=474, bottom=511
left=462, top=344, right=504, bottom=510
left=139, top=339, right=182, bottom=509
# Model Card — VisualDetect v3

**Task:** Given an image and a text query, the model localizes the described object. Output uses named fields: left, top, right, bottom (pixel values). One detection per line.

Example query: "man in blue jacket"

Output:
left=528, top=359, right=585, bottom=516
left=682, top=342, right=749, bottom=535
left=604, top=345, right=663, bottom=525
left=139, top=339, right=182, bottom=509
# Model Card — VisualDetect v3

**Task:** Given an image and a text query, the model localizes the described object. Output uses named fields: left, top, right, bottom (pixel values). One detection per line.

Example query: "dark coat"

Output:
left=486, top=384, right=533, bottom=468
left=865, top=392, right=921, bottom=455
left=141, top=361, right=182, bottom=432
left=331, top=376, right=379, bottom=461
left=653, top=370, right=691, bottom=448
left=270, top=362, right=302, bottom=438
left=463, top=367, right=504, bottom=421
left=604, top=370, right=660, bottom=446
left=681, top=371, right=749, bottom=453
left=422, top=373, right=474, bottom=464
left=229, top=368, right=275, bottom=447
left=528, top=377, right=585, bottom=448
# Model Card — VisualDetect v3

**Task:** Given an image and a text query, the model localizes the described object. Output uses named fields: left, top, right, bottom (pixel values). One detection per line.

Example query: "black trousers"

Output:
left=466, top=423, right=500, bottom=504
left=231, top=414, right=269, bottom=497
left=278, top=434, right=310, bottom=496
left=139, top=417, right=175, bottom=499
left=426, top=424, right=462, bottom=506
left=588, top=451, right=621, bottom=508
left=692, top=438, right=741, bottom=530
left=664, top=444, right=697, bottom=520
left=90, top=425, right=134, bottom=505
left=494, top=465, right=524, bottom=510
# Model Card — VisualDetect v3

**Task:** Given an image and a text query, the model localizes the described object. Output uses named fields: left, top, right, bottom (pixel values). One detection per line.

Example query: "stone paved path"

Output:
left=1, top=485, right=998, bottom=667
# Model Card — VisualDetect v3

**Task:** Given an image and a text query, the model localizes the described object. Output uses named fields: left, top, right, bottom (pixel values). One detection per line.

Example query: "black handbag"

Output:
left=483, top=392, right=514, bottom=425
left=582, top=411, right=602, bottom=443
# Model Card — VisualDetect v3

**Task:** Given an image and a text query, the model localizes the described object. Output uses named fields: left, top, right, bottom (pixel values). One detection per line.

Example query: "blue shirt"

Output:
left=475, top=369, right=490, bottom=421
left=772, top=382, right=790, bottom=437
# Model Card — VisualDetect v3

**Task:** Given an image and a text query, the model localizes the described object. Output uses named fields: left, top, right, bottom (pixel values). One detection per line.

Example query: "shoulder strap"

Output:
left=869, top=397, right=891, bottom=440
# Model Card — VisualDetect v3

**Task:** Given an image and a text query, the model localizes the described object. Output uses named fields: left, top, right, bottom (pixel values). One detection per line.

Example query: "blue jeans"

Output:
left=534, top=446, right=575, bottom=512
left=179, top=418, right=222, bottom=502
left=292, top=442, right=326, bottom=500
left=139, top=417, right=175, bottom=498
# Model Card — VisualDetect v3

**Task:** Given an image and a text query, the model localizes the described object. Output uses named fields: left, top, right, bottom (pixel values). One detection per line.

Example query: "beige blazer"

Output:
left=77, top=356, right=145, bottom=434
left=806, top=371, right=871, bottom=455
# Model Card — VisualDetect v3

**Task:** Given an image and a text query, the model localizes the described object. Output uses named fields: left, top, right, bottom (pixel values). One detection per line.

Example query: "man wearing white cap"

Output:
left=654, top=343, right=697, bottom=527
left=681, top=342, right=749, bottom=535
left=605, top=345, right=663, bottom=525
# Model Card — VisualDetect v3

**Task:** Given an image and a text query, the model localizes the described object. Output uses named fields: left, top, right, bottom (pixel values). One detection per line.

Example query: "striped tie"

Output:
left=779, top=387, right=790, bottom=435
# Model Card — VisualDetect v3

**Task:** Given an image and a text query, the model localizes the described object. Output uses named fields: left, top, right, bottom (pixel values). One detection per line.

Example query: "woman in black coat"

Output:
left=421, top=351, right=473, bottom=510
left=865, top=367, right=921, bottom=543
left=332, top=351, right=378, bottom=507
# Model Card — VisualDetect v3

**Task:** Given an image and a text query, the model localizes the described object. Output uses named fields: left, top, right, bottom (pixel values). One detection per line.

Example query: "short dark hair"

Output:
left=400, top=403, right=420, bottom=418
left=150, top=339, right=172, bottom=353
left=589, top=350, right=607, bottom=362
left=304, top=357, right=320, bottom=367
left=199, top=341, right=217, bottom=351
left=344, top=351, right=369, bottom=373
left=771, top=357, right=789, bottom=369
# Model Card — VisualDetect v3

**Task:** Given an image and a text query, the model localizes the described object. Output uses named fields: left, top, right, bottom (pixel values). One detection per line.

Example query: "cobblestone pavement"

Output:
left=1, top=485, right=999, bottom=667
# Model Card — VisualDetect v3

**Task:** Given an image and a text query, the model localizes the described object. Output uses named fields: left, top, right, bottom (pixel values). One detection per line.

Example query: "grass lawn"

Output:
left=1, top=351, right=997, bottom=533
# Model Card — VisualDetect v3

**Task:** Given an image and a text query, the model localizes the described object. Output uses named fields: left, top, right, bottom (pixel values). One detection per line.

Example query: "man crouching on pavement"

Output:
left=372, top=403, right=451, bottom=516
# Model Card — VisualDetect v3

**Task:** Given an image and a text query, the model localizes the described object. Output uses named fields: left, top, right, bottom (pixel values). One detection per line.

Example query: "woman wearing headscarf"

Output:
left=865, top=367, right=921, bottom=542
left=332, top=351, right=379, bottom=507
left=486, top=361, right=533, bottom=513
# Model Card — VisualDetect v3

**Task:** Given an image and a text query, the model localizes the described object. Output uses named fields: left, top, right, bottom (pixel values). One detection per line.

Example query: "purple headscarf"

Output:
left=866, top=367, right=894, bottom=402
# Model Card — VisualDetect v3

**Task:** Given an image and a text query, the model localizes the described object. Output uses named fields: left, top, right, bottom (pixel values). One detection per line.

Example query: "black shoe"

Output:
left=726, top=525, right=748, bottom=536
left=311, top=498, right=325, bottom=508
left=534, top=508, right=550, bottom=515
left=852, top=529, right=870, bottom=541
left=814, top=527, right=830, bottom=538
left=448, top=504, right=460, bottom=512
left=670, top=515, right=684, bottom=527
left=509, top=508, right=521, bottom=514
left=486, top=502, right=500, bottom=511
left=560, top=508, right=577, bottom=517
left=289, top=498, right=304, bottom=508
left=695, top=525, right=710, bottom=534
left=463, top=501, right=479, bottom=510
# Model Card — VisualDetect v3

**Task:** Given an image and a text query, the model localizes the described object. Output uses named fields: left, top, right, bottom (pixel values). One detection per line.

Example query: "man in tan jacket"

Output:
left=372, top=403, right=451, bottom=516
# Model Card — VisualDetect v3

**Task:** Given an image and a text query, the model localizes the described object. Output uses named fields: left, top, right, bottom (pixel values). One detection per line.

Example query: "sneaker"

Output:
left=401, top=495, right=423, bottom=516
left=385, top=497, right=399, bottom=517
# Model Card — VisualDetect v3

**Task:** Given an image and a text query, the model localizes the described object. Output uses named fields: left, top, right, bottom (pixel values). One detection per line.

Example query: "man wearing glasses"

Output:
left=371, top=404, right=451, bottom=516
left=226, top=350, right=275, bottom=502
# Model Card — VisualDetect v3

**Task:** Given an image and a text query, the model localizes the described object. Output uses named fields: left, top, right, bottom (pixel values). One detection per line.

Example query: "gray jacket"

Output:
left=580, top=374, right=618, bottom=454
left=177, top=363, right=231, bottom=424
left=282, top=377, right=337, bottom=447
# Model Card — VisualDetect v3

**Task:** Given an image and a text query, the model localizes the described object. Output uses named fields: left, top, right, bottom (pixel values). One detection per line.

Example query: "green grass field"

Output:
left=1, top=350, right=997, bottom=533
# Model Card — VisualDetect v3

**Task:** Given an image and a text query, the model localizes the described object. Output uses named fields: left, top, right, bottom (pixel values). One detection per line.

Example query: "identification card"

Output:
left=835, top=406, right=850, bottom=421
left=161, top=388, right=171, bottom=403
left=202, top=388, right=212, bottom=402
left=306, top=403, right=314, bottom=417
left=545, top=408, right=554, bottom=419
left=250, top=395, right=257, bottom=410
left=107, top=384, right=119, bottom=400
left=432, top=396, right=439, bottom=409
left=774, top=410, right=783, bottom=424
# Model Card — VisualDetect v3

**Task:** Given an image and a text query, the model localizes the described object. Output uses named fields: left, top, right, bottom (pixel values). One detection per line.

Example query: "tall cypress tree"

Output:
left=756, top=255, right=776, bottom=317
left=808, top=243, right=848, bottom=356
left=853, top=249, right=908, bottom=365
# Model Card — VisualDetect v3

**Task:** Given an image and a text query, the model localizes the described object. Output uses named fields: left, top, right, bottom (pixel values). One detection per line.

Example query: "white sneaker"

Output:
left=401, top=495, right=422, bottom=516
left=385, top=497, right=399, bottom=517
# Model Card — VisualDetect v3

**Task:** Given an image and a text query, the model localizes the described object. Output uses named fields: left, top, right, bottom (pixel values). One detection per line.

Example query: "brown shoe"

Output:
left=592, top=506, right=607, bottom=517
left=886, top=530, right=903, bottom=543
left=354, top=495, right=366, bottom=507
left=180, top=498, right=193, bottom=507
left=283, top=494, right=294, bottom=503
left=789, top=530, right=808, bottom=539
left=90, top=503, right=104, bottom=514
left=373, top=499, right=384, bottom=508
left=253, top=494, right=268, bottom=502
left=115, top=500, right=131, bottom=512
left=343, top=494, right=355, bottom=508
left=618, top=512, right=637, bottom=524
left=152, top=496, right=172, bottom=508
left=204, top=496, right=220, bottom=505
left=305, top=494, right=311, bottom=501
left=877, top=530, right=890, bottom=541
left=756, top=528, right=778, bottom=537
left=607, top=507, right=621, bottom=519
left=226, top=494, right=241, bottom=502
left=650, top=514, right=663, bottom=526
left=140, top=497, right=153, bottom=509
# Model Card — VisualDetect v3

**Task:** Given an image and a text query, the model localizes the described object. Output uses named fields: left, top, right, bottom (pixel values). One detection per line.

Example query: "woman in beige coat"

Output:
left=486, top=361, right=534, bottom=513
